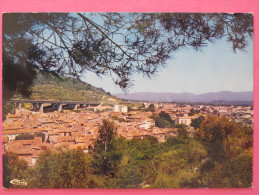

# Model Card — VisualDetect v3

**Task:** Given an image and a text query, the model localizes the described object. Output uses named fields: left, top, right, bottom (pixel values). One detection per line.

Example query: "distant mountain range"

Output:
left=114, top=91, right=253, bottom=104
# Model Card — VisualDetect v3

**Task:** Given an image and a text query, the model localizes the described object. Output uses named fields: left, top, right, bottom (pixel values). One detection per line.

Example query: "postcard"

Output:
left=1, top=1, right=258, bottom=195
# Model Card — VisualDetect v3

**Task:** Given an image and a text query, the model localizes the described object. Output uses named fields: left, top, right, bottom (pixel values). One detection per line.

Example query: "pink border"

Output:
left=0, top=0, right=258, bottom=194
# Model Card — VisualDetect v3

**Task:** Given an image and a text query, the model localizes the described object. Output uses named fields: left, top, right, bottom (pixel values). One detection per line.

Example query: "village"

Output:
left=1, top=11, right=254, bottom=190
left=2, top=102, right=253, bottom=167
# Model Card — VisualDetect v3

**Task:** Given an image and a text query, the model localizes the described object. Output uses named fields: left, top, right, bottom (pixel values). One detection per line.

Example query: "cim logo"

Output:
left=10, top=179, right=27, bottom=186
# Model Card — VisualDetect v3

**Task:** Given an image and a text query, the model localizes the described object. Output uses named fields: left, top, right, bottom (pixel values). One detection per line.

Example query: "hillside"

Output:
left=14, top=74, right=120, bottom=104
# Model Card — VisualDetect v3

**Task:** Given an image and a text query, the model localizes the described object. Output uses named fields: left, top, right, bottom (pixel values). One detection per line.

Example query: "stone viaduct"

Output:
left=5, top=100, right=100, bottom=113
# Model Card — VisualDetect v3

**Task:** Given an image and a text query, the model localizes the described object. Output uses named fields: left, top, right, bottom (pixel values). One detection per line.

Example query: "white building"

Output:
left=175, top=116, right=192, bottom=126
left=114, top=105, right=128, bottom=113
left=138, top=120, right=155, bottom=129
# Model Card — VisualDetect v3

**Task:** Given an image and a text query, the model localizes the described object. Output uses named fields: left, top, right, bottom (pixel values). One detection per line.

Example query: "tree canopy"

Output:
left=152, top=111, right=175, bottom=128
left=3, top=13, right=253, bottom=98
left=94, top=119, right=117, bottom=152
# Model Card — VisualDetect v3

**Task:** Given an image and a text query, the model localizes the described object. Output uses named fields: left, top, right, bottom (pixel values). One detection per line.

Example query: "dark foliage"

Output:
left=94, top=119, right=117, bottom=152
left=3, top=13, right=253, bottom=98
left=190, top=116, right=205, bottom=129
left=14, top=132, right=45, bottom=142
left=177, top=125, right=188, bottom=139
left=188, top=108, right=200, bottom=116
left=145, top=104, right=155, bottom=112
left=2, top=103, right=15, bottom=120
left=15, top=133, right=34, bottom=140
left=153, top=111, right=175, bottom=128
left=3, top=152, right=28, bottom=188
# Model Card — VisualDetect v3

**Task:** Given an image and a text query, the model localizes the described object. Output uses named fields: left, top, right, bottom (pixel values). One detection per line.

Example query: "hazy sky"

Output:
left=81, top=38, right=253, bottom=95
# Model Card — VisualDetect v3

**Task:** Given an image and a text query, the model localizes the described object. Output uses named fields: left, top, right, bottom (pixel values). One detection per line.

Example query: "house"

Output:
left=152, top=133, right=166, bottom=142
left=2, top=128, right=36, bottom=141
left=114, top=105, right=128, bottom=113
left=6, top=137, right=43, bottom=166
left=48, top=132, right=60, bottom=142
left=57, top=136, right=75, bottom=143
left=59, top=129, right=72, bottom=137
left=175, top=116, right=193, bottom=126
left=187, top=127, right=196, bottom=137
left=138, top=120, right=155, bottom=129
left=2, top=136, right=9, bottom=151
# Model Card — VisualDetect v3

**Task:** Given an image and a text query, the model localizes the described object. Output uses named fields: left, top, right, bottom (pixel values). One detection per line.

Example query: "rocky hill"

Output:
left=14, top=74, right=120, bottom=104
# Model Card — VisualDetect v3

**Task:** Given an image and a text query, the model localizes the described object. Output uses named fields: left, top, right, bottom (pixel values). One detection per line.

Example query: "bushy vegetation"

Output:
left=190, top=116, right=205, bottom=129
left=188, top=108, right=200, bottom=116
left=145, top=104, right=155, bottom=112
left=3, top=116, right=253, bottom=189
left=151, top=111, right=175, bottom=128
left=2, top=103, right=15, bottom=120
left=3, top=152, right=28, bottom=189
left=127, top=103, right=142, bottom=111
left=111, top=116, right=128, bottom=123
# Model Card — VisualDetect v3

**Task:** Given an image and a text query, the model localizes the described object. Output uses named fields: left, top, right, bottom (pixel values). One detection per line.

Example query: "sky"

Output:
left=81, top=37, right=253, bottom=95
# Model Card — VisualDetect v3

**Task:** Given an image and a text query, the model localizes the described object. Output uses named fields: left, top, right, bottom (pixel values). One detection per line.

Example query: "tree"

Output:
left=28, top=149, right=99, bottom=188
left=196, top=116, right=239, bottom=161
left=218, top=153, right=252, bottom=188
left=190, top=116, right=205, bottom=129
left=146, top=104, right=155, bottom=112
left=188, top=108, right=200, bottom=116
left=92, top=119, right=122, bottom=178
left=155, top=117, right=171, bottom=128
left=151, top=111, right=175, bottom=128
left=114, top=156, right=143, bottom=188
left=177, top=125, right=188, bottom=139
left=154, top=112, right=175, bottom=128
left=195, top=115, right=253, bottom=188
left=3, top=152, right=28, bottom=188
left=3, top=13, right=253, bottom=99
left=165, top=136, right=183, bottom=146
left=199, top=150, right=253, bottom=188
left=159, top=111, right=174, bottom=124
left=2, top=103, right=15, bottom=120
left=152, top=139, right=207, bottom=188
left=94, top=119, right=117, bottom=152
